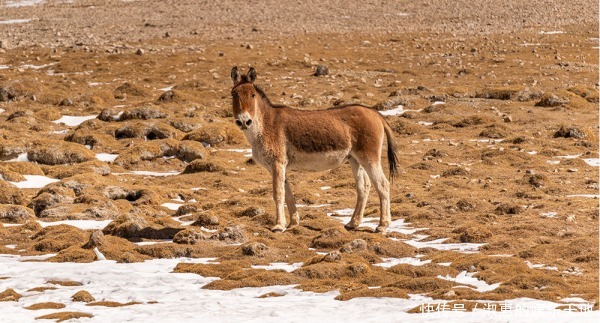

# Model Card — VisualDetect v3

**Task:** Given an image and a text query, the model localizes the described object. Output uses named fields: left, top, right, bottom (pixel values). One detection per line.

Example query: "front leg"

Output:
left=285, top=180, right=300, bottom=228
left=271, top=162, right=287, bottom=232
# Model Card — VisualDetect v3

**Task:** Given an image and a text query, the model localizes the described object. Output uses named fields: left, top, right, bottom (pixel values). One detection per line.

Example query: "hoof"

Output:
left=271, top=224, right=286, bottom=233
left=375, top=225, right=388, bottom=233
left=288, top=214, right=300, bottom=228
left=344, top=223, right=358, bottom=231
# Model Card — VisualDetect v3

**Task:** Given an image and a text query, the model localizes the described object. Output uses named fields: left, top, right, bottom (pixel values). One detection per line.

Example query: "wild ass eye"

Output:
left=251, top=93, right=256, bottom=98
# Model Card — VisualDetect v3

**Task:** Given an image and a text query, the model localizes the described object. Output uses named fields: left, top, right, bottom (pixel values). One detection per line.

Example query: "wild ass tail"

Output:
left=383, top=121, right=399, bottom=181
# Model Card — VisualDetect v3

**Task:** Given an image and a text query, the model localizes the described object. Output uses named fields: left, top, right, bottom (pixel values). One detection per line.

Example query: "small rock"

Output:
left=59, top=98, right=73, bottom=106
left=239, top=207, right=265, bottom=217
left=192, top=213, right=219, bottom=227
left=241, top=242, right=268, bottom=256
left=136, top=48, right=144, bottom=55
left=71, top=290, right=95, bottom=303
left=83, top=230, right=105, bottom=249
left=503, top=115, right=512, bottom=122
left=158, top=90, right=175, bottom=102
left=173, top=228, right=206, bottom=245
left=322, top=251, right=342, bottom=262
left=314, top=65, right=329, bottom=76
left=554, top=126, right=586, bottom=139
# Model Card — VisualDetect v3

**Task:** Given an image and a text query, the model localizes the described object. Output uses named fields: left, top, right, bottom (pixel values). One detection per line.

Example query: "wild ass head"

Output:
left=231, top=66, right=258, bottom=130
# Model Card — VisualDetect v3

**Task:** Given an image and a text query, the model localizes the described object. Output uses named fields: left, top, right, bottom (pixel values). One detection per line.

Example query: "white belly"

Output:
left=288, top=149, right=350, bottom=172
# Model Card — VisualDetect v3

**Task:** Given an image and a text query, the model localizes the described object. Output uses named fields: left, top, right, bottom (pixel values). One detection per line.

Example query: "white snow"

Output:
left=95, top=153, right=119, bottom=162
left=437, top=271, right=501, bottom=292
left=0, top=66, right=9, bottom=70
left=251, top=262, right=303, bottom=272
left=0, top=254, right=596, bottom=322
left=525, top=261, right=558, bottom=271
left=159, top=86, right=174, bottom=91
left=379, top=105, right=422, bottom=116
left=37, top=220, right=112, bottom=230
left=0, top=19, right=31, bottom=24
left=93, top=247, right=107, bottom=261
left=133, top=240, right=173, bottom=246
left=6, top=153, right=29, bottom=162
left=402, top=238, right=484, bottom=253
left=374, top=257, right=432, bottom=268
left=320, top=186, right=332, bottom=190
left=540, top=31, right=565, bottom=35
left=417, top=121, right=434, bottom=126
left=52, top=115, right=98, bottom=127
left=4, top=0, right=45, bottom=7
left=540, top=211, right=558, bottom=218
left=19, top=63, right=55, bottom=70
left=4, top=245, right=17, bottom=249
left=328, top=208, right=354, bottom=216
left=582, top=158, right=599, bottom=167
left=161, top=202, right=183, bottom=211
left=555, top=154, right=582, bottom=159
left=223, top=148, right=253, bottom=157
left=328, top=210, right=426, bottom=235
left=9, top=175, right=59, bottom=189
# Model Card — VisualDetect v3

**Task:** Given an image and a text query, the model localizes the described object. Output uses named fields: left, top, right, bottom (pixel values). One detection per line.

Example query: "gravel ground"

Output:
left=0, top=0, right=598, bottom=48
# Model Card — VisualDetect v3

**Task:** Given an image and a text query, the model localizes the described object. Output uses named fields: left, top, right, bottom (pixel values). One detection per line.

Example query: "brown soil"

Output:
left=0, top=288, right=22, bottom=302
left=0, top=0, right=598, bottom=312
left=86, top=301, right=141, bottom=307
left=35, top=311, right=93, bottom=322
left=25, top=302, right=66, bottom=310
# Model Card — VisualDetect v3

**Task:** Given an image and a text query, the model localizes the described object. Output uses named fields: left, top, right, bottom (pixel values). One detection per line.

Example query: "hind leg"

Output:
left=345, top=158, right=371, bottom=230
left=285, top=179, right=300, bottom=227
left=362, top=162, right=391, bottom=233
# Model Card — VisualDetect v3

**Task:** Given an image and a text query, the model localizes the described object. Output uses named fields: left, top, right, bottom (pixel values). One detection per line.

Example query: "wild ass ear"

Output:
left=231, top=66, right=240, bottom=84
left=247, top=67, right=257, bottom=82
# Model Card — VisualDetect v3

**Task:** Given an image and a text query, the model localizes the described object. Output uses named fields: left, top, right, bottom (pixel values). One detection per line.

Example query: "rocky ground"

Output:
left=0, top=0, right=598, bottom=321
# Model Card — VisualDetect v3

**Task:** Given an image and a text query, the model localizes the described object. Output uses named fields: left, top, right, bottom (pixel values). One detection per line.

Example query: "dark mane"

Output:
left=254, top=84, right=286, bottom=108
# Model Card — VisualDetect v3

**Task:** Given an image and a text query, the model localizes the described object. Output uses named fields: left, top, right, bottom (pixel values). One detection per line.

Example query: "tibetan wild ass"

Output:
left=230, top=66, right=398, bottom=233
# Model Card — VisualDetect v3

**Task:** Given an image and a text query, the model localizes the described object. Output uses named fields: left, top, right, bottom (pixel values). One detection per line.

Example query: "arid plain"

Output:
left=0, top=0, right=598, bottom=321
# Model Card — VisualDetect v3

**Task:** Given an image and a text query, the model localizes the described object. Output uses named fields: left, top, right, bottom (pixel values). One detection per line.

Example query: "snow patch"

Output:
left=161, top=202, right=183, bottom=211
left=582, top=158, right=599, bottom=167
left=52, top=115, right=98, bottom=127
left=5, top=0, right=45, bottom=7
left=9, top=175, right=59, bottom=189
left=0, top=19, right=32, bottom=24
left=437, top=271, right=500, bottom=292
left=6, top=153, right=29, bottom=162
left=374, top=257, right=432, bottom=268
left=402, top=237, right=484, bottom=253
left=96, top=153, right=119, bottom=162
left=379, top=105, right=422, bottom=116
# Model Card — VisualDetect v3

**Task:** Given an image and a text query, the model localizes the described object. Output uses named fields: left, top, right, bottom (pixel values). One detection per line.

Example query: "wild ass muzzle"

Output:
left=230, top=66, right=398, bottom=233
